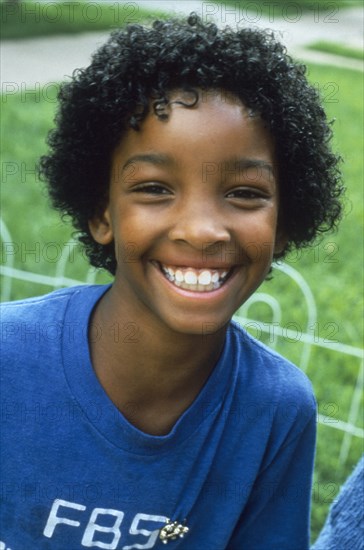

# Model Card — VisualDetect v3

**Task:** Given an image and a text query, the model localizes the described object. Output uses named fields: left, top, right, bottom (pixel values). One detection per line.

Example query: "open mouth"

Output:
left=157, top=262, right=234, bottom=292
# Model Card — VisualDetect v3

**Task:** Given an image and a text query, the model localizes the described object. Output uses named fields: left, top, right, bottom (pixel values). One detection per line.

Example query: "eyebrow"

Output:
left=232, top=158, right=275, bottom=176
left=122, top=153, right=175, bottom=172
left=121, top=154, right=275, bottom=177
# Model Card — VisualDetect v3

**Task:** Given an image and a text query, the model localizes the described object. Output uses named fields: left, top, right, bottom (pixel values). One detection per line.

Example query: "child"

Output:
left=1, top=14, right=343, bottom=550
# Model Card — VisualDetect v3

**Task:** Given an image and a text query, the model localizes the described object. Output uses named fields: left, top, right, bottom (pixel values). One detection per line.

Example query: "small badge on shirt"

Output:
left=159, top=518, right=189, bottom=544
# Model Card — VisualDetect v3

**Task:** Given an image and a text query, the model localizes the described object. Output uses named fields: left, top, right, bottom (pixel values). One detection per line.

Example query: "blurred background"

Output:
left=1, top=0, right=363, bottom=543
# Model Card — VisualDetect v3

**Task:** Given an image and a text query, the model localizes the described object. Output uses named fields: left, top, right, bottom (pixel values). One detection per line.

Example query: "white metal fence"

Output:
left=1, top=217, right=363, bottom=465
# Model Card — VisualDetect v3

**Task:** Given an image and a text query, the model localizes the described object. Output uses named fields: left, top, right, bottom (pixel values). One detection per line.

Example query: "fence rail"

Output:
left=1, top=218, right=363, bottom=465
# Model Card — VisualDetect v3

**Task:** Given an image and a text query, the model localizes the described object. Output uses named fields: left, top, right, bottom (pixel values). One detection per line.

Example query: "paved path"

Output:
left=1, top=2, right=363, bottom=87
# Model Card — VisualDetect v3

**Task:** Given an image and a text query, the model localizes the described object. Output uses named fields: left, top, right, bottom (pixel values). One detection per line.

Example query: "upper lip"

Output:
left=153, top=260, right=236, bottom=271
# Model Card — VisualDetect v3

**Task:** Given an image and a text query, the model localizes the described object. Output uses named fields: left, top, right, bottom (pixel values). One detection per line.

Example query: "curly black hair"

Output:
left=39, top=13, right=344, bottom=275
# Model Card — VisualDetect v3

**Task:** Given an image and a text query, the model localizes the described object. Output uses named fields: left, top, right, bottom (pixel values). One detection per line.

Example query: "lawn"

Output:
left=0, top=0, right=359, bottom=40
left=307, top=40, right=363, bottom=60
left=220, top=0, right=358, bottom=21
left=238, top=63, right=364, bottom=540
left=1, top=1, right=168, bottom=39
left=1, top=62, right=363, bottom=541
left=1, top=0, right=358, bottom=41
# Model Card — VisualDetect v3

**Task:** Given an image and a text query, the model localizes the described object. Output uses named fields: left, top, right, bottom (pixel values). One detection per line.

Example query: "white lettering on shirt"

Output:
left=43, top=499, right=168, bottom=549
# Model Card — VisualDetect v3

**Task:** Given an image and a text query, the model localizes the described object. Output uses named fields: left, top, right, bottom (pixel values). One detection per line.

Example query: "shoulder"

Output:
left=1, top=284, right=108, bottom=320
left=1, top=286, right=78, bottom=318
left=0, top=284, right=110, bottom=348
left=230, top=319, right=314, bottom=394
left=228, top=320, right=316, bottom=425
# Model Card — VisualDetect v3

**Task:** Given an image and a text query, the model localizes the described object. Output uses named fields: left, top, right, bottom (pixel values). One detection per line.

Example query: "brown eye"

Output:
left=226, top=188, right=265, bottom=200
left=133, top=183, right=171, bottom=195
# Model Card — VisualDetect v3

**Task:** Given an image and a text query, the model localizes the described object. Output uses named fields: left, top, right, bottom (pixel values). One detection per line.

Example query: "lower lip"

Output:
left=151, top=263, right=238, bottom=301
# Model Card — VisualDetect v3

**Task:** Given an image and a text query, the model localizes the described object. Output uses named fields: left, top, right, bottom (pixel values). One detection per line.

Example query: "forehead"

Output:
left=112, top=89, right=275, bottom=171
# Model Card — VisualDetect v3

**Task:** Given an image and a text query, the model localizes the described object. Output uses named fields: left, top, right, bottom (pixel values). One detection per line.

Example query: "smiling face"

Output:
left=90, top=90, right=286, bottom=336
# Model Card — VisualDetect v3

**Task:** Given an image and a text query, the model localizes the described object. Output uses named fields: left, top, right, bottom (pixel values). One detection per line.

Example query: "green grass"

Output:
left=221, top=0, right=358, bottom=18
left=0, top=1, right=168, bottom=40
left=307, top=40, right=363, bottom=60
left=238, top=63, right=364, bottom=541
left=1, top=0, right=359, bottom=41
left=1, top=63, right=363, bottom=541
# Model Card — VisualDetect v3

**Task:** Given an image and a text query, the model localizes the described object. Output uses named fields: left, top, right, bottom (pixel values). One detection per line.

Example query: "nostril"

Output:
left=168, top=218, right=230, bottom=247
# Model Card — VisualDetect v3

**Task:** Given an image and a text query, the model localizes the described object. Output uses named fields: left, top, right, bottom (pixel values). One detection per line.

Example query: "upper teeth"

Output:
left=161, top=264, right=229, bottom=289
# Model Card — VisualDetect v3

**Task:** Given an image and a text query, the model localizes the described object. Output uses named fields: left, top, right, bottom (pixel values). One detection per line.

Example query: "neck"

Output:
left=89, top=285, right=227, bottom=435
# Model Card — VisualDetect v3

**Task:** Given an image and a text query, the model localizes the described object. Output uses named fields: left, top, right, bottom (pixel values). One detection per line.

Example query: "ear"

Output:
left=274, top=227, right=288, bottom=255
left=88, top=207, right=113, bottom=245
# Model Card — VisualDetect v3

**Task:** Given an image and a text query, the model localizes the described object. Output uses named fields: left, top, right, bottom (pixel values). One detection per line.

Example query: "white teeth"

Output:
left=211, top=272, right=219, bottom=283
left=185, top=271, right=198, bottom=284
left=198, top=270, right=212, bottom=285
left=159, top=263, right=232, bottom=292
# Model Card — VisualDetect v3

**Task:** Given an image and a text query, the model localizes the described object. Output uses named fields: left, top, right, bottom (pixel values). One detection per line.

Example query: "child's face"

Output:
left=90, top=90, right=286, bottom=335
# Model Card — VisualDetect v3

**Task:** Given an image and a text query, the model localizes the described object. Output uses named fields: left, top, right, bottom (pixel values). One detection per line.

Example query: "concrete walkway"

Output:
left=1, top=2, right=363, bottom=87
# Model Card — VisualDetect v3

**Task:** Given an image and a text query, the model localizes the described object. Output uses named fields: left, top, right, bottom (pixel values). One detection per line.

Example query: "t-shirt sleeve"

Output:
left=227, top=407, right=317, bottom=550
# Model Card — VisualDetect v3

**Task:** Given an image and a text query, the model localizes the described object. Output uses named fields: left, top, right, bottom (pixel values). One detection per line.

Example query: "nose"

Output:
left=168, top=200, right=231, bottom=250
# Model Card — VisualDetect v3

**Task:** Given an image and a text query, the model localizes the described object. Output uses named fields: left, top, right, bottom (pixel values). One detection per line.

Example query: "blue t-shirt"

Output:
left=1, top=285, right=316, bottom=549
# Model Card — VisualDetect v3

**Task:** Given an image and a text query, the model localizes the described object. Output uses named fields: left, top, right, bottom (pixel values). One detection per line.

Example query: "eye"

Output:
left=132, top=183, right=172, bottom=195
left=225, top=188, right=267, bottom=200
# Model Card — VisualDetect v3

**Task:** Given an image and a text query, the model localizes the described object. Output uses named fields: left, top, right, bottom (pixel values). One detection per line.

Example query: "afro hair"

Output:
left=39, top=13, right=344, bottom=275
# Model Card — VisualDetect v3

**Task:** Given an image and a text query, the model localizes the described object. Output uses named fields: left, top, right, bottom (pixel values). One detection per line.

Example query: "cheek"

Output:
left=241, top=243, right=274, bottom=268
left=235, top=213, right=278, bottom=261
left=113, top=210, right=161, bottom=264
left=112, top=204, right=144, bottom=239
